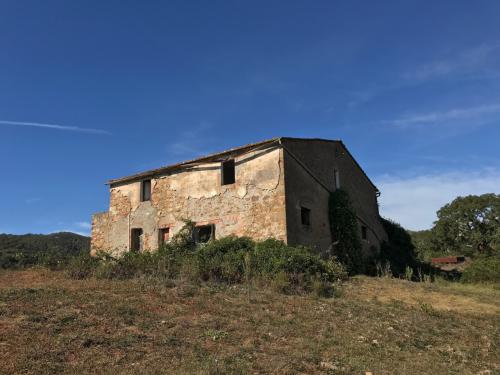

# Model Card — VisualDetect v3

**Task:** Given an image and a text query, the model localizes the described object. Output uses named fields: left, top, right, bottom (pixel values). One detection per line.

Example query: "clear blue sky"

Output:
left=1, top=0, right=499, bottom=234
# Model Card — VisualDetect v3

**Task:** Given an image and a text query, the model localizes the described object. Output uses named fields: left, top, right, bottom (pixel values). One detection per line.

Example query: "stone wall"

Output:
left=283, top=150, right=332, bottom=252
left=91, top=138, right=387, bottom=257
left=282, top=139, right=387, bottom=255
left=90, top=211, right=110, bottom=256
left=91, top=146, right=287, bottom=256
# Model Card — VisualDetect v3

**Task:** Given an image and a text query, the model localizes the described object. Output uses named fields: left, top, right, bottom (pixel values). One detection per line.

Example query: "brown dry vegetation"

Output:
left=0, top=268, right=499, bottom=374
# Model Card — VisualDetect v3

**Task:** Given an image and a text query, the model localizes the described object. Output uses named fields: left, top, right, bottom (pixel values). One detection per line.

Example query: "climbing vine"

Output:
left=328, top=189, right=363, bottom=274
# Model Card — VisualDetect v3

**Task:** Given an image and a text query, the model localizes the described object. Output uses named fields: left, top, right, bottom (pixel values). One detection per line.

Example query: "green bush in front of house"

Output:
left=66, top=229, right=347, bottom=296
left=196, top=236, right=255, bottom=283
left=253, top=238, right=346, bottom=282
left=194, top=237, right=347, bottom=287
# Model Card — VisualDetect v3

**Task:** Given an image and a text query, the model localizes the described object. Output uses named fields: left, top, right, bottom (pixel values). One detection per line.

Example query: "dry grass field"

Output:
left=0, top=268, right=498, bottom=374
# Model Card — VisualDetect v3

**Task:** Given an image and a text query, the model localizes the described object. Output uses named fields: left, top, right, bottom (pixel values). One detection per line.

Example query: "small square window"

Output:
left=159, top=228, right=170, bottom=245
left=193, top=224, right=215, bottom=243
left=361, top=226, right=367, bottom=240
left=221, top=159, right=235, bottom=185
left=141, top=180, right=151, bottom=201
left=301, top=207, right=311, bottom=226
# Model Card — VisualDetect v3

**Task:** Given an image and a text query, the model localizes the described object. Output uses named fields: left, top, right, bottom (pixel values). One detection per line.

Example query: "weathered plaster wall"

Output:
left=91, top=147, right=287, bottom=255
left=282, top=139, right=387, bottom=255
left=91, top=138, right=387, bottom=257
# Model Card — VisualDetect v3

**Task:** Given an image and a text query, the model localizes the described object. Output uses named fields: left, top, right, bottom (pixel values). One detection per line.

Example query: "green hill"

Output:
left=0, top=232, right=90, bottom=268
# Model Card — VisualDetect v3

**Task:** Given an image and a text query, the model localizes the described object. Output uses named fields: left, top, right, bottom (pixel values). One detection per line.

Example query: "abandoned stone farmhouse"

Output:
left=91, top=137, right=387, bottom=257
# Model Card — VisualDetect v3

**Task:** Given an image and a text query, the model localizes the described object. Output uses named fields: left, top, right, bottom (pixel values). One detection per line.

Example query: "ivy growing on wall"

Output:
left=328, top=189, right=363, bottom=274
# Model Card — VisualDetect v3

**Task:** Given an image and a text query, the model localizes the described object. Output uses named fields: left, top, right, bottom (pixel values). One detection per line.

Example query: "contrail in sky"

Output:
left=0, top=120, right=111, bottom=135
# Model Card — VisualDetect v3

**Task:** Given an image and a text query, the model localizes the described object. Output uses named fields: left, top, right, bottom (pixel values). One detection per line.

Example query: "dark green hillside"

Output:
left=0, top=232, right=90, bottom=269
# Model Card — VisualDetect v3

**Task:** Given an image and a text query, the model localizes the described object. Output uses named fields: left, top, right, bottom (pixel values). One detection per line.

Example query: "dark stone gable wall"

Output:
left=282, top=139, right=387, bottom=255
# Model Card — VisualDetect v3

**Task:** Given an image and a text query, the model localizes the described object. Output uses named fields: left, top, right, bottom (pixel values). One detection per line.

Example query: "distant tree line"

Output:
left=0, top=232, right=90, bottom=269
left=388, top=193, right=500, bottom=283
left=410, top=194, right=500, bottom=261
left=2, top=193, right=498, bottom=283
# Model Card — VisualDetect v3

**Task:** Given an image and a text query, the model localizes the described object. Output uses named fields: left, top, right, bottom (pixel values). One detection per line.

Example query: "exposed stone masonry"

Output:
left=91, top=137, right=387, bottom=257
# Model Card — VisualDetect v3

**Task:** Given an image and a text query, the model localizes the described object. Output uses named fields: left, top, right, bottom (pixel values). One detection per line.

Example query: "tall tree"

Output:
left=432, top=194, right=500, bottom=257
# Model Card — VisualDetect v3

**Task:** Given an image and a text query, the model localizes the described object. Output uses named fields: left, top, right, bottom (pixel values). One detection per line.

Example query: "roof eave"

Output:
left=107, top=137, right=282, bottom=186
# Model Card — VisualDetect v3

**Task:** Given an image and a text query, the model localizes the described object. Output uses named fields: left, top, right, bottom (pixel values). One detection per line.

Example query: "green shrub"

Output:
left=419, top=302, right=441, bottom=317
left=169, top=220, right=196, bottom=249
left=253, top=239, right=347, bottom=282
left=92, top=230, right=197, bottom=281
left=196, top=236, right=254, bottom=282
left=379, top=218, right=419, bottom=276
left=156, top=242, right=195, bottom=279
left=323, top=257, right=349, bottom=281
left=328, top=189, right=363, bottom=274
left=311, top=278, right=336, bottom=298
left=178, top=254, right=200, bottom=283
left=270, top=271, right=293, bottom=294
left=404, top=266, right=414, bottom=281
left=461, top=256, right=500, bottom=283
left=62, top=233, right=348, bottom=297
left=66, top=252, right=100, bottom=279
left=0, top=251, right=37, bottom=269
left=97, top=251, right=163, bottom=279
left=1, top=249, right=84, bottom=270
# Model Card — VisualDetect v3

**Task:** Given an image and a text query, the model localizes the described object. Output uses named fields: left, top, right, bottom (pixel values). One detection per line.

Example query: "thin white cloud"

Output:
left=376, top=169, right=500, bottom=231
left=344, top=44, right=500, bottom=109
left=75, top=221, right=91, bottom=230
left=0, top=120, right=111, bottom=135
left=25, top=197, right=42, bottom=205
left=167, top=121, right=216, bottom=156
left=385, top=103, right=500, bottom=130
left=404, top=43, right=500, bottom=82
left=347, top=89, right=378, bottom=109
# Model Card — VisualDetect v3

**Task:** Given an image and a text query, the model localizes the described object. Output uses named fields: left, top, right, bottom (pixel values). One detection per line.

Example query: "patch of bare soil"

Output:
left=0, top=268, right=63, bottom=288
left=349, top=276, right=500, bottom=316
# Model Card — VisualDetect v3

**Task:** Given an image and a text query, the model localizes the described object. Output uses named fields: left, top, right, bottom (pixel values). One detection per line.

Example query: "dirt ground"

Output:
left=0, top=268, right=498, bottom=374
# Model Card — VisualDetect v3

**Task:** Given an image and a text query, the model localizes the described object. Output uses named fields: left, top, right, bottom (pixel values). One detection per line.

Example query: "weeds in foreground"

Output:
left=204, top=329, right=229, bottom=341
left=1, top=268, right=498, bottom=374
left=376, top=261, right=392, bottom=278
left=417, top=267, right=433, bottom=284
left=67, top=232, right=348, bottom=298
left=404, top=265, right=414, bottom=281
left=419, top=302, right=441, bottom=317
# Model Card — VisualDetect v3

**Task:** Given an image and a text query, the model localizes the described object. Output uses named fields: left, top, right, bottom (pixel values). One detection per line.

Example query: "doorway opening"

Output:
left=131, top=228, right=143, bottom=252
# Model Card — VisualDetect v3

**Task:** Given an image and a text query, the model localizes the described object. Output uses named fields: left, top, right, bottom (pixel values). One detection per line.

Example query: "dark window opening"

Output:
left=334, top=169, right=340, bottom=189
left=361, top=226, right=367, bottom=240
left=193, top=224, right=215, bottom=243
left=141, top=179, right=151, bottom=201
left=301, top=207, right=311, bottom=226
left=221, top=159, right=235, bottom=185
left=131, top=228, right=143, bottom=252
left=159, top=227, right=170, bottom=245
